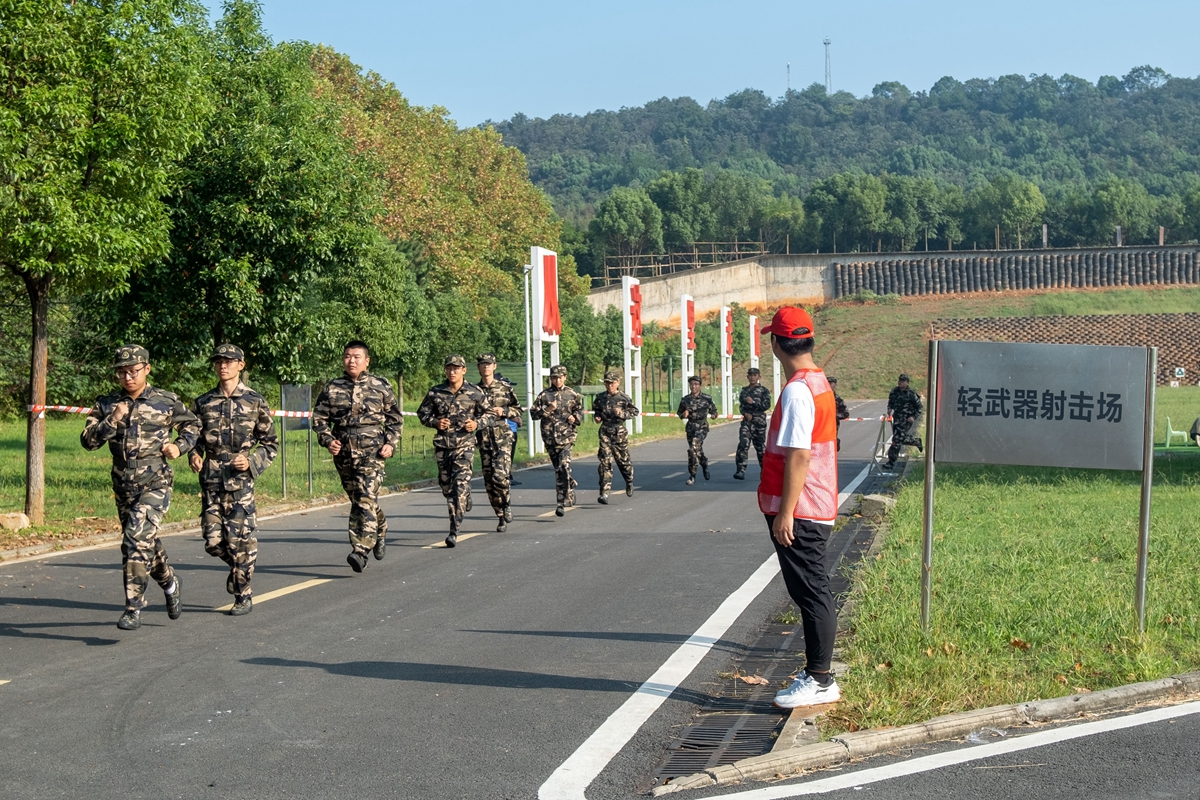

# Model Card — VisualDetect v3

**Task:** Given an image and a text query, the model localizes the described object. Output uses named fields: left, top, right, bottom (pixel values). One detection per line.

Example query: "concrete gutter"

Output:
left=654, top=671, right=1200, bottom=793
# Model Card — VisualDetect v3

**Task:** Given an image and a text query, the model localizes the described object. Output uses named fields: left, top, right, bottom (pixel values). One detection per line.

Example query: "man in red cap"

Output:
left=758, top=306, right=842, bottom=708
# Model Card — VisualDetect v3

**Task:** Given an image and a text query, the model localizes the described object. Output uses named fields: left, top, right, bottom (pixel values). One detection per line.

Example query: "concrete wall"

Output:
left=587, top=245, right=1200, bottom=326
left=587, top=254, right=833, bottom=324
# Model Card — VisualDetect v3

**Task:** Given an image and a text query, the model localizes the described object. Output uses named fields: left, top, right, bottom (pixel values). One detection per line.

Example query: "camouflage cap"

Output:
left=898, top=373, right=910, bottom=382
left=603, top=369, right=621, bottom=383
left=549, top=365, right=568, bottom=378
left=476, top=352, right=497, bottom=365
left=445, top=354, right=467, bottom=368
left=114, top=345, right=150, bottom=369
left=747, top=367, right=761, bottom=375
left=210, top=343, right=245, bottom=362
left=688, top=375, right=702, bottom=384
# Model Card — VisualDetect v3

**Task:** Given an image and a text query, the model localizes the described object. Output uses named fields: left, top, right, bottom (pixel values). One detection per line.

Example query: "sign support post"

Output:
left=681, top=295, right=696, bottom=400
left=720, top=306, right=733, bottom=417
left=1135, top=347, right=1157, bottom=634
left=530, top=246, right=561, bottom=454
left=622, top=276, right=644, bottom=434
left=523, top=264, right=535, bottom=457
left=920, top=339, right=939, bottom=633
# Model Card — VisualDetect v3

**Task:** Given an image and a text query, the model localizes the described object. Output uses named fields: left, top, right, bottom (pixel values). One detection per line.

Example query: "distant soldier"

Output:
left=81, top=345, right=199, bottom=630
left=417, top=354, right=494, bottom=547
left=188, top=344, right=278, bottom=616
left=829, top=377, right=850, bottom=452
left=592, top=369, right=638, bottom=503
left=884, top=373, right=923, bottom=470
left=677, top=375, right=719, bottom=485
left=495, top=369, right=523, bottom=486
left=312, top=340, right=403, bottom=572
left=530, top=365, right=584, bottom=517
left=475, top=353, right=522, bottom=532
left=734, top=367, right=772, bottom=480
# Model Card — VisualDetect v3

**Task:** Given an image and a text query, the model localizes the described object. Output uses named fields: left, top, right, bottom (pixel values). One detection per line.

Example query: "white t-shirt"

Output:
left=775, top=379, right=815, bottom=450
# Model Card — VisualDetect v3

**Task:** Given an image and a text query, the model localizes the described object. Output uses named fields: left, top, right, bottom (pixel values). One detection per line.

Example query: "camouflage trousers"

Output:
left=886, top=418, right=921, bottom=464
left=546, top=440, right=575, bottom=505
left=736, top=414, right=768, bottom=468
left=477, top=426, right=514, bottom=515
left=597, top=424, right=633, bottom=494
left=334, top=453, right=387, bottom=554
left=115, top=484, right=176, bottom=612
left=201, top=484, right=258, bottom=600
left=685, top=424, right=710, bottom=476
left=436, top=444, right=475, bottom=529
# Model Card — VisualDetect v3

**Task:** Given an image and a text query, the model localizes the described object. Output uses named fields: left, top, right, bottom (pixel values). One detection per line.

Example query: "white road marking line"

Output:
left=0, top=679, right=10, bottom=687
left=422, top=532, right=487, bottom=549
left=662, top=471, right=685, bottom=479
left=538, top=463, right=873, bottom=800
left=214, top=578, right=330, bottom=612
left=692, top=700, right=1200, bottom=799
left=728, top=452, right=738, bottom=457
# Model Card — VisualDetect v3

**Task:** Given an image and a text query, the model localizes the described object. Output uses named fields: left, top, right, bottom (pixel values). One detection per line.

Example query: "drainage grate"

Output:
left=648, top=511, right=881, bottom=789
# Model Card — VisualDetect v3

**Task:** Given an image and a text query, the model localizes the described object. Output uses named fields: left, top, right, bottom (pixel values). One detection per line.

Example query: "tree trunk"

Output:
left=23, top=272, right=52, bottom=526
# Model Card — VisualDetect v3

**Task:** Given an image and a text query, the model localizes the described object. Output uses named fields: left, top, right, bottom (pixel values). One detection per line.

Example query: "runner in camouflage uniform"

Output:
left=677, top=376, right=719, bottom=485
left=418, top=354, right=494, bottom=547
left=188, top=344, right=278, bottom=616
left=829, top=376, right=850, bottom=452
left=474, top=353, right=522, bottom=532
left=81, top=345, right=199, bottom=630
left=312, top=341, right=403, bottom=572
left=884, top=373, right=923, bottom=470
left=530, top=365, right=584, bottom=517
left=592, top=369, right=638, bottom=503
left=734, top=367, right=772, bottom=480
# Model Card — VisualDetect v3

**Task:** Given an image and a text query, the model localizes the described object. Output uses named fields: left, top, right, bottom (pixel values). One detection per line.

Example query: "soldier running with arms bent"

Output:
left=531, top=365, right=584, bottom=517
left=734, top=367, right=772, bottom=480
left=677, top=376, right=719, bottom=485
left=884, top=373, right=923, bottom=471
left=475, top=353, right=522, bottom=532
left=312, top=340, right=403, bottom=573
left=592, top=369, right=638, bottom=504
left=81, top=345, right=199, bottom=630
left=418, top=355, right=494, bottom=547
left=189, top=344, right=277, bottom=616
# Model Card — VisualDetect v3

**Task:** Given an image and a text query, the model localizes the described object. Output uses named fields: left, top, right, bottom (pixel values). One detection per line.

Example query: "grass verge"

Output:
left=828, top=451, right=1200, bottom=734
left=0, top=414, right=689, bottom=551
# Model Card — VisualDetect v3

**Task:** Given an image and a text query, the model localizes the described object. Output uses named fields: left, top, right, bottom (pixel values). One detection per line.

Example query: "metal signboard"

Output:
left=935, top=341, right=1148, bottom=471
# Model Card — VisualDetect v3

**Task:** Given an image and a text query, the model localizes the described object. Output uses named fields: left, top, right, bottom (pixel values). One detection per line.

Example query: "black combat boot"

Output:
left=597, top=493, right=609, bottom=504
left=230, top=597, right=253, bottom=616
left=117, top=610, right=141, bottom=630
left=347, top=551, right=367, bottom=572
left=503, top=506, right=512, bottom=523
left=625, top=479, right=634, bottom=497
left=733, top=466, right=746, bottom=480
left=373, top=536, right=386, bottom=561
left=165, top=576, right=182, bottom=620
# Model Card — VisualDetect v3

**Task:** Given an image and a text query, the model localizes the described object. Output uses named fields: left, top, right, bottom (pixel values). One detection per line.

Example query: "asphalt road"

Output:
left=0, top=403, right=898, bottom=800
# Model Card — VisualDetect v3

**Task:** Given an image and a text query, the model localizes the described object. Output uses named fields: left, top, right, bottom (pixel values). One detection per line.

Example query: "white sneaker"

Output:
left=773, top=673, right=841, bottom=708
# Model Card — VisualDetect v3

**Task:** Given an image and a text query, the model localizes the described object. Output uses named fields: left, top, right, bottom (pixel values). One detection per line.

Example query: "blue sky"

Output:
left=201, top=1, right=1200, bottom=127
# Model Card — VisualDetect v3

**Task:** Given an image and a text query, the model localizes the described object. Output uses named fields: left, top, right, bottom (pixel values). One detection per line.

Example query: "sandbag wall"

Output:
left=833, top=248, right=1200, bottom=299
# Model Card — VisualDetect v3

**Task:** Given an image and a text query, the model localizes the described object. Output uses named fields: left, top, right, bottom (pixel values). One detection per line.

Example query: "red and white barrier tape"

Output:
left=29, top=405, right=419, bottom=419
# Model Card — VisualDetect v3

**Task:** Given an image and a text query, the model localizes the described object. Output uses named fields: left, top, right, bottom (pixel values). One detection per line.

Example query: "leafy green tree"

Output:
left=0, top=0, right=211, bottom=523
left=753, top=196, right=806, bottom=253
left=588, top=187, right=664, bottom=257
left=703, top=171, right=772, bottom=241
left=111, top=0, right=378, bottom=383
left=804, top=173, right=889, bottom=252
left=1088, top=177, right=1157, bottom=244
left=963, top=175, right=1046, bottom=248
left=646, top=169, right=714, bottom=250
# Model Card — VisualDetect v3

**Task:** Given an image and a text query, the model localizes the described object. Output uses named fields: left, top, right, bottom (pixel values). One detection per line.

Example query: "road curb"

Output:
left=651, top=670, right=1200, bottom=793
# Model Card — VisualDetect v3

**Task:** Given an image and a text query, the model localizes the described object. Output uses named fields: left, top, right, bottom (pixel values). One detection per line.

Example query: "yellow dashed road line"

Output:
left=214, top=578, right=330, bottom=612
left=422, top=532, right=487, bottom=549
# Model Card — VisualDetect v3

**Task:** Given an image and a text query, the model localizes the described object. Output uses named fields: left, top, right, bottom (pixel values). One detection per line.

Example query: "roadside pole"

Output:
left=921, top=340, right=939, bottom=633
left=1136, top=348, right=1157, bottom=634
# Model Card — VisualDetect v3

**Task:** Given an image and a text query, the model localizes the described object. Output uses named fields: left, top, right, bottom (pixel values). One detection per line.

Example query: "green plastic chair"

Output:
left=1164, top=417, right=1189, bottom=448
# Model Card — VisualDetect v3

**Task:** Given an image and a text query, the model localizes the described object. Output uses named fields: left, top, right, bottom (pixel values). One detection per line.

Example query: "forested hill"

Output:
left=489, top=67, right=1200, bottom=224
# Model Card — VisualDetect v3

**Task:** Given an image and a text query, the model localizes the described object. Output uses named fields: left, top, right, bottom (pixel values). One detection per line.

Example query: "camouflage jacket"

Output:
left=81, top=384, right=200, bottom=488
left=887, top=386, right=923, bottom=421
left=592, top=391, right=639, bottom=427
left=417, top=381, right=495, bottom=451
left=835, top=393, right=850, bottom=426
left=677, top=392, right=718, bottom=428
left=530, top=386, right=584, bottom=445
left=312, top=372, right=403, bottom=456
left=738, top=384, right=773, bottom=417
left=474, top=378, right=523, bottom=429
left=192, top=382, right=279, bottom=490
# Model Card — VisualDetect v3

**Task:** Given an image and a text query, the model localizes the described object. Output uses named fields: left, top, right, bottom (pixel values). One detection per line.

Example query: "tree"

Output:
left=588, top=187, right=664, bottom=257
left=646, top=169, right=714, bottom=250
left=0, top=0, right=211, bottom=523
left=963, top=176, right=1046, bottom=248
left=110, top=1, right=377, bottom=383
left=804, top=173, right=889, bottom=252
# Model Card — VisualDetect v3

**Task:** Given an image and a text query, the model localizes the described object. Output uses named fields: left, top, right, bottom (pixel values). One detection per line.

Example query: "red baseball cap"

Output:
left=761, top=306, right=815, bottom=339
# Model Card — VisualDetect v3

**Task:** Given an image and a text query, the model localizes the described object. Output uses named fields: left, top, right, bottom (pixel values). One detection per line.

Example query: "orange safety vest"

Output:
left=757, top=368, right=839, bottom=522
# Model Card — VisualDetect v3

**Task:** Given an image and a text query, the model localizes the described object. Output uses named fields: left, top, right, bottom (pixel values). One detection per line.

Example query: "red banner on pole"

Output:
left=686, top=299, right=696, bottom=351
left=752, top=316, right=759, bottom=357
left=541, top=253, right=561, bottom=336
left=724, top=308, right=733, bottom=357
left=629, top=284, right=643, bottom=347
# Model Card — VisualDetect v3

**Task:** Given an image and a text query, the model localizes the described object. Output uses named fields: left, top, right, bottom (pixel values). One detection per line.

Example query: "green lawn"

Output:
left=830, top=451, right=1200, bottom=733
left=0, top=413, right=686, bottom=549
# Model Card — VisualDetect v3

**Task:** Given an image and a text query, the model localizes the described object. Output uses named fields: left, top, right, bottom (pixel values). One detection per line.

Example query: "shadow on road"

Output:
left=0, top=620, right=120, bottom=646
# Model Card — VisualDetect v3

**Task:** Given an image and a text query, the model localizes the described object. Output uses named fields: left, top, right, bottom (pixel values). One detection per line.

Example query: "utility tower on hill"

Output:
left=824, top=37, right=832, bottom=93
